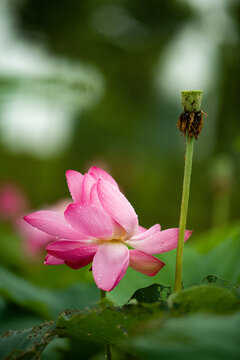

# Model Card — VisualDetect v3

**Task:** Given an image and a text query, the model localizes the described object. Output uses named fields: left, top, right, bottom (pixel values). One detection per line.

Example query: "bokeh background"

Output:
left=0, top=0, right=240, bottom=357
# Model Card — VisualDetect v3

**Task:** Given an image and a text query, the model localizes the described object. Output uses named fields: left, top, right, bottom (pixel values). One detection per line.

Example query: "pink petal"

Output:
left=47, top=240, right=98, bottom=262
left=65, top=258, right=93, bottom=269
left=81, top=174, right=96, bottom=203
left=90, top=183, right=126, bottom=239
left=92, top=242, right=129, bottom=291
left=137, top=225, right=147, bottom=234
left=24, top=211, right=85, bottom=240
left=97, top=180, right=138, bottom=239
left=112, top=221, right=126, bottom=239
left=131, top=224, right=161, bottom=241
left=16, top=217, right=53, bottom=255
left=44, top=254, right=64, bottom=265
left=66, top=170, right=83, bottom=202
left=90, top=183, right=102, bottom=208
left=126, top=229, right=192, bottom=254
left=64, top=203, right=114, bottom=239
left=88, top=167, right=119, bottom=188
left=129, top=250, right=165, bottom=276
left=45, top=250, right=93, bottom=269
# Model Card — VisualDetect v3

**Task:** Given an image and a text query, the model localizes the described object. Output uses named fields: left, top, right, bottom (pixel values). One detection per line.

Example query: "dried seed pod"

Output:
left=177, top=91, right=206, bottom=139
left=177, top=110, right=206, bottom=139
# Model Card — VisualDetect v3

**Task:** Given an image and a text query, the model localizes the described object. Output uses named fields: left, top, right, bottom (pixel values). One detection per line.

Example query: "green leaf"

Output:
left=0, top=266, right=55, bottom=318
left=41, top=338, right=69, bottom=360
left=126, top=312, right=240, bottom=360
left=193, top=221, right=240, bottom=254
left=0, top=321, right=56, bottom=360
left=0, top=304, right=42, bottom=334
left=127, top=283, right=172, bottom=305
left=56, top=304, right=162, bottom=347
left=0, top=266, right=98, bottom=319
left=1, top=282, right=240, bottom=359
left=168, top=285, right=240, bottom=314
left=202, top=236, right=240, bottom=282
left=202, top=275, right=240, bottom=298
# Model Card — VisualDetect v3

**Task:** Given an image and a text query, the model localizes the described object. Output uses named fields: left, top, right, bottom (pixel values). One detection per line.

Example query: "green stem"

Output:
left=174, top=135, right=194, bottom=292
left=105, top=344, right=112, bottom=360
left=100, top=290, right=112, bottom=359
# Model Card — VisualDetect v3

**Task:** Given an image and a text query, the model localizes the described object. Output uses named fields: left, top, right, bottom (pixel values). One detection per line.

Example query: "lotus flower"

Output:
left=24, top=167, right=192, bottom=291
left=0, top=182, right=27, bottom=220
left=17, top=199, right=70, bottom=257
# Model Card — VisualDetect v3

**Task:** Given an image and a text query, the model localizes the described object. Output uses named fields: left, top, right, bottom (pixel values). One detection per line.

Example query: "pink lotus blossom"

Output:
left=0, top=183, right=27, bottom=220
left=17, top=199, right=70, bottom=257
left=24, top=167, right=192, bottom=291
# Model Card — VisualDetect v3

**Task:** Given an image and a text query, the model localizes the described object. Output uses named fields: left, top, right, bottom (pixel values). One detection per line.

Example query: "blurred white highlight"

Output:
left=0, top=0, right=104, bottom=158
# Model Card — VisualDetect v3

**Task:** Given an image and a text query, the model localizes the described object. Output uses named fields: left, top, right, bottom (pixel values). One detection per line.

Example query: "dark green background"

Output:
left=1, top=0, right=239, bottom=232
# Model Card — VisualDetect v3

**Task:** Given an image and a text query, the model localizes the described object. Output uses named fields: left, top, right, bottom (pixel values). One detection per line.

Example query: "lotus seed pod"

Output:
left=181, top=90, right=202, bottom=112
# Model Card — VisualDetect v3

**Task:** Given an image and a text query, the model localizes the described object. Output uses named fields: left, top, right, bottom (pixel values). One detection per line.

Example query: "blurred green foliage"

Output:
left=0, top=0, right=239, bottom=230
left=0, top=0, right=240, bottom=358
